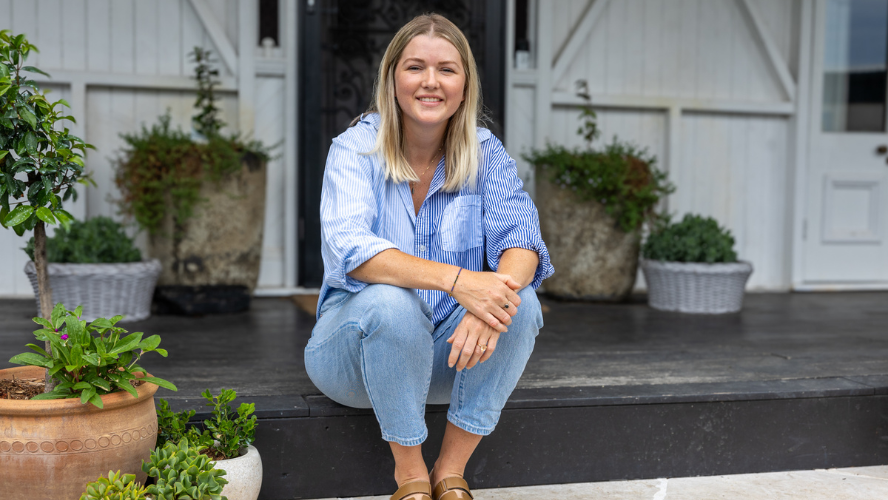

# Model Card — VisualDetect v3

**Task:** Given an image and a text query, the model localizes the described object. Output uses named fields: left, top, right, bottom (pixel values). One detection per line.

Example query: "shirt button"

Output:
left=419, top=245, right=427, bottom=253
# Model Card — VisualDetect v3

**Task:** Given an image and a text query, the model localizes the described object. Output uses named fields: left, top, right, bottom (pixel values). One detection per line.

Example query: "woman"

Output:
left=305, top=13, right=553, bottom=500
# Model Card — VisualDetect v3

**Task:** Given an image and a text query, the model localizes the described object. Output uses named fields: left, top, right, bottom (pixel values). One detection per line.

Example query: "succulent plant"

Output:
left=80, top=470, right=148, bottom=500
left=142, top=438, right=228, bottom=500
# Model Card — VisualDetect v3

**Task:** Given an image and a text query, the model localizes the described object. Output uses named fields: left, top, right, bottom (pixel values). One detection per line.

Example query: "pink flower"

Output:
left=60, top=334, right=68, bottom=340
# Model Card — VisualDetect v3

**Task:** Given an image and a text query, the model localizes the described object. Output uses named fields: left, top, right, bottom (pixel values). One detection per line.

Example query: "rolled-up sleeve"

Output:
left=320, top=138, right=398, bottom=293
left=482, top=142, right=554, bottom=289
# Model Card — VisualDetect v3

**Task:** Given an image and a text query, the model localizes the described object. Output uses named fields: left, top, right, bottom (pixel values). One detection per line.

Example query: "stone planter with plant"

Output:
left=142, top=438, right=230, bottom=500
left=641, top=214, right=753, bottom=313
left=23, top=216, right=162, bottom=322
left=155, top=388, right=261, bottom=500
left=524, top=92, right=674, bottom=300
left=115, top=48, right=271, bottom=315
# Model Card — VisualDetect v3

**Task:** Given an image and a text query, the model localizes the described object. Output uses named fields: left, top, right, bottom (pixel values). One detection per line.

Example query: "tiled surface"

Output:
left=313, top=467, right=888, bottom=500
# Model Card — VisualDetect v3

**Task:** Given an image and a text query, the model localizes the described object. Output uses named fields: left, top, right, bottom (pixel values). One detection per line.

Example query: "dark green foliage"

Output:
left=155, top=388, right=257, bottom=460
left=155, top=398, right=198, bottom=451
left=642, top=214, right=738, bottom=263
left=0, top=30, right=94, bottom=237
left=200, top=388, right=257, bottom=459
left=80, top=470, right=148, bottom=500
left=8, top=303, right=177, bottom=408
left=523, top=94, right=673, bottom=233
left=23, top=216, right=141, bottom=263
left=142, top=438, right=228, bottom=500
left=114, top=48, right=272, bottom=236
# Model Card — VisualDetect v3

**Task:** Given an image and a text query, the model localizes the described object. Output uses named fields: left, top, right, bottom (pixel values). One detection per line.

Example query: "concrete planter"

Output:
left=24, top=260, right=162, bottom=322
left=0, top=366, right=158, bottom=500
left=214, top=445, right=263, bottom=500
left=149, top=156, right=267, bottom=293
left=535, top=169, right=640, bottom=301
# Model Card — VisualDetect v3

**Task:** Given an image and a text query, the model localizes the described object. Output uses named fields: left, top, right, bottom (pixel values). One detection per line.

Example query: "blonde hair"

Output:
left=366, top=13, right=483, bottom=192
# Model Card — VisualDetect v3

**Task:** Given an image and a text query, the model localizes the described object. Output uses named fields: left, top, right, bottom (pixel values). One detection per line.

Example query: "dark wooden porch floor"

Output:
left=2, top=292, right=887, bottom=499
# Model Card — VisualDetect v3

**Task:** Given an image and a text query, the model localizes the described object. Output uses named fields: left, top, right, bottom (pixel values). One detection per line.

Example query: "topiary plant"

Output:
left=142, top=438, right=228, bottom=500
left=24, top=216, right=141, bottom=263
left=80, top=470, right=148, bottom=500
left=642, top=214, right=738, bottom=263
left=1, top=30, right=94, bottom=390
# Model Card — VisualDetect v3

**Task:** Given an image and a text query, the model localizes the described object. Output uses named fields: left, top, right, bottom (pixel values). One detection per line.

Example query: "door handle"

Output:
left=877, top=145, right=888, bottom=155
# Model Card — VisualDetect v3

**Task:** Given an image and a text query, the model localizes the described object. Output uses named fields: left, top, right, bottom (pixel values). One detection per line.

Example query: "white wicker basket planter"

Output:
left=640, top=259, right=753, bottom=314
left=24, top=259, right=162, bottom=322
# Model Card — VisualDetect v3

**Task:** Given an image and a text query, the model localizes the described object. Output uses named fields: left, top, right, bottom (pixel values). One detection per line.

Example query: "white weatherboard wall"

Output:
left=0, top=0, right=297, bottom=296
left=507, top=0, right=801, bottom=290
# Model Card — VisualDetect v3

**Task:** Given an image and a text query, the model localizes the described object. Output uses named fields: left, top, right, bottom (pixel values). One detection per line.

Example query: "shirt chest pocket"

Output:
left=439, top=195, right=483, bottom=253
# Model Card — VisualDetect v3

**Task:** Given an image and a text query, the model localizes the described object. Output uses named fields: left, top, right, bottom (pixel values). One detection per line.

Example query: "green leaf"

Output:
left=90, top=317, right=113, bottom=330
left=139, top=335, right=162, bottom=351
left=22, top=131, right=37, bottom=152
left=0, top=150, right=7, bottom=160
left=21, top=66, right=50, bottom=77
left=80, top=386, right=96, bottom=405
left=25, top=343, right=48, bottom=356
left=140, top=377, right=178, bottom=392
left=31, top=392, right=69, bottom=400
left=8, top=352, right=50, bottom=367
left=18, top=108, right=37, bottom=128
left=154, top=348, right=168, bottom=357
left=115, top=381, right=138, bottom=398
left=4, top=204, right=33, bottom=226
left=88, top=377, right=111, bottom=392
left=72, top=381, right=92, bottom=391
left=35, top=206, right=56, bottom=225
left=109, top=333, right=142, bottom=355
left=88, top=392, right=104, bottom=409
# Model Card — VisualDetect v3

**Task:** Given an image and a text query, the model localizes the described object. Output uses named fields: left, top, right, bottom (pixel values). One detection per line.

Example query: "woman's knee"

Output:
left=511, top=286, right=543, bottom=336
left=356, top=284, right=433, bottom=337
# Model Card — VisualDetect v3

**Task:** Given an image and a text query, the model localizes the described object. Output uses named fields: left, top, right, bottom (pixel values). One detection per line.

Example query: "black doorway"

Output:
left=298, top=0, right=506, bottom=287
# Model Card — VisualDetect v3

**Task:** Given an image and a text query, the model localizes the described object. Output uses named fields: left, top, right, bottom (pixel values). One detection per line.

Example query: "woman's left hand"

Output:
left=447, top=312, right=501, bottom=371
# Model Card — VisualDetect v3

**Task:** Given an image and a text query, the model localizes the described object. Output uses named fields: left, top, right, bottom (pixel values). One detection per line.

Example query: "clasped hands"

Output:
left=446, top=270, right=522, bottom=371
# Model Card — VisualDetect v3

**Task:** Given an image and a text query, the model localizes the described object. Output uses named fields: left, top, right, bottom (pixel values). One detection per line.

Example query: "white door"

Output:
left=804, top=0, right=888, bottom=286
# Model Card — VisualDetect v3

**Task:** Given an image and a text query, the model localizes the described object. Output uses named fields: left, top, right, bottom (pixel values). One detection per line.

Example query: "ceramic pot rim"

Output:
left=0, top=366, right=159, bottom=416
left=213, top=445, right=260, bottom=465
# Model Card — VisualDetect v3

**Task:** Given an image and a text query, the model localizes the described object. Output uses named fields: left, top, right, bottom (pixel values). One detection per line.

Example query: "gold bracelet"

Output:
left=448, top=267, right=463, bottom=297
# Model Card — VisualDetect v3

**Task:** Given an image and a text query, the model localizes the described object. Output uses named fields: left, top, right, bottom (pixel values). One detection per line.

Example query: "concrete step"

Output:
left=316, top=466, right=888, bottom=500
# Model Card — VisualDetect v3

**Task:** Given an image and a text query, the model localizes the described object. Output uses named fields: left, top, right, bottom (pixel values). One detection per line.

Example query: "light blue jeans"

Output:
left=304, top=284, right=543, bottom=446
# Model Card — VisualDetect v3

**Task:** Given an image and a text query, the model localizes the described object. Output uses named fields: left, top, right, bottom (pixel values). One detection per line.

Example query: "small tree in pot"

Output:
left=524, top=90, right=674, bottom=300
left=0, top=30, right=92, bottom=388
left=641, top=214, right=753, bottom=313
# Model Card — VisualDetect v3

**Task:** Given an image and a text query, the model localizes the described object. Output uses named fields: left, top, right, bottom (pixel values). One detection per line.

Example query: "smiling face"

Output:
left=394, top=34, right=466, bottom=135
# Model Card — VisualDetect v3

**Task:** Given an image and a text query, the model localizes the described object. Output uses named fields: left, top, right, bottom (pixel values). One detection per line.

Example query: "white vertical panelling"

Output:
left=641, top=0, right=663, bottom=97
left=255, top=76, right=285, bottom=287
left=36, top=0, right=62, bottom=69
left=604, top=0, right=625, bottom=94
left=135, top=0, right=159, bottom=75
left=157, top=0, right=184, bottom=75
left=752, top=0, right=795, bottom=73
left=182, top=0, right=205, bottom=75
left=508, top=86, right=537, bottom=187
left=86, top=0, right=111, bottom=72
left=110, top=0, right=135, bottom=74
left=61, top=0, right=88, bottom=70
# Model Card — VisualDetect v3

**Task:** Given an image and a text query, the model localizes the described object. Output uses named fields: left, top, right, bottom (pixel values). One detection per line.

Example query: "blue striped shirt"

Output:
left=318, top=113, right=554, bottom=324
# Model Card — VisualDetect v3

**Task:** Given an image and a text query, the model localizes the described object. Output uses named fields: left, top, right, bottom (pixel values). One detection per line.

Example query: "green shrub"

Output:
left=156, top=388, right=257, bottom=460
left=24, top=216, right=141, bottom=263
left=642, top=214, right=738, bottom=263
left=523, top=94, right=674, bottom=233
left=143, top=438, right=228, bottom=500
left=80, top=470, right=147, bottom=500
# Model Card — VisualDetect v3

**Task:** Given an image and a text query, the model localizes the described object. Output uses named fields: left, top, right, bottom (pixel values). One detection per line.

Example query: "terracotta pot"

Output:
left=214, top=445, right=263, bottom=500
left=0, top=366, right=159, bottom=500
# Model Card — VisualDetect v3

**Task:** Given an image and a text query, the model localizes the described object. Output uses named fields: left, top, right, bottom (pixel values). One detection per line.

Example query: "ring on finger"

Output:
left=503, top=302, right=510, bottom=309
left=476, top=344, right=488, bottom=353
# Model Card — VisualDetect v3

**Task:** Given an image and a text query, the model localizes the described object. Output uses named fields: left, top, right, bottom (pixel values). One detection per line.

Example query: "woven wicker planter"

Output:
left=24, top=260, right=162, bottom=322
left=640, top=259, right=753, bottom=314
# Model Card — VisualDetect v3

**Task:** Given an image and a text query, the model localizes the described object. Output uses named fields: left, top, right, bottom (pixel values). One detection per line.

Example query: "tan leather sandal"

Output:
left=390, top=480, right=433, bottom=500
left=433, top=476, right=474, bottom=500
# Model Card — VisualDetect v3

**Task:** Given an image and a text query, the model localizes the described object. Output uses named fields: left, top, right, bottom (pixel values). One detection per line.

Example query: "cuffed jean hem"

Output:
left=446, top=412, right=496, bottom=436
left=381, top=429, right=429, bottom=447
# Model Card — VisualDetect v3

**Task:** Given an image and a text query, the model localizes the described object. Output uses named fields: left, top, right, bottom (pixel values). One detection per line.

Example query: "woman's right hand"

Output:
left=450, top=270, right=522, bottom=332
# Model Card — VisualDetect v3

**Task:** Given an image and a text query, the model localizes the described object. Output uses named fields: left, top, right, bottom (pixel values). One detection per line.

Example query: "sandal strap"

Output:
left=433, top=476, right=473, bottom=500
left=391, top=480, right=432, bottom=500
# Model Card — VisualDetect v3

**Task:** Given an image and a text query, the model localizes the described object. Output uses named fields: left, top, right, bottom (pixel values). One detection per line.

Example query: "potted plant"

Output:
left=641, top=214, right=753, bottom=313
left=1, top=304, right=177, bottom=499
left=114, top=48, right=272, bottom=315
left=155, top=389, right=261, bottom=500
left=524, top=90, right=674, bottom=300
left=80, top=470, right=150, bottom=500
left=23, top=216, right=162, bottom=322
left=142, top=438, right=229, bottom=500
